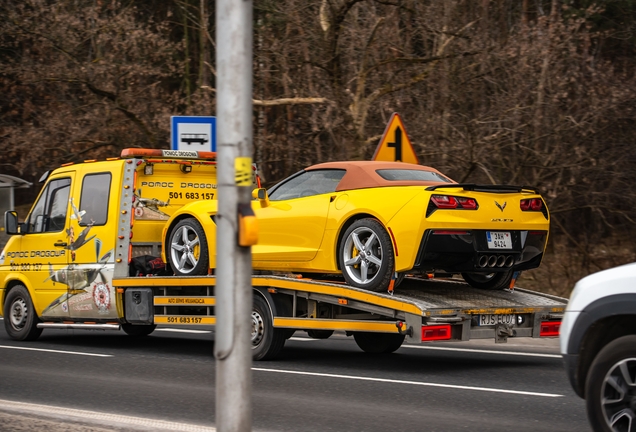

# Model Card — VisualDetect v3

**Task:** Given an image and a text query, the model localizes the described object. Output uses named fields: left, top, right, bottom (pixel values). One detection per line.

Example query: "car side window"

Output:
left=26, top=178, right=71, bottom=233
left=268, top=169, right=346, bottom=201
left=79, top=172, right=111, bottom=226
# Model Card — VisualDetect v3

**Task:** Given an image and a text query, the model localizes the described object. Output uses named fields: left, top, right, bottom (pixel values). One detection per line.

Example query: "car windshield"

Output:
left=375, top=169, right=451, bottom=183
left=268, top=169, right=346, bottom=200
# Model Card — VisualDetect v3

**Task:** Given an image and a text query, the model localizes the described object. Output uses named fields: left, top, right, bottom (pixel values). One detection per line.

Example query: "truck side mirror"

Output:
left=4, top=211, right=21, bottom=235
left=252, top=188, right=270, bottom=208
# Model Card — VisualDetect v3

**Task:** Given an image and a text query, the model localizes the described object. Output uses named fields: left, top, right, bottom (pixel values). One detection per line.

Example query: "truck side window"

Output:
left=26, top=178, right=71, bottom=233
left=79, top=172, right=111, bottom=226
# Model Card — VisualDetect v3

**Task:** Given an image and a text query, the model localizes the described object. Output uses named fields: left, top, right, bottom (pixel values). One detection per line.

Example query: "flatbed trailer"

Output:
left=112, top=274, right=566, bottom=360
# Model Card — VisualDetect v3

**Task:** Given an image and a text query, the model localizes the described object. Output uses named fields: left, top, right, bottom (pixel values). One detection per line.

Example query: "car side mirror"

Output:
left=4, top=211, right=22, bottom=235
left=252, top=188, right=270, bottom=207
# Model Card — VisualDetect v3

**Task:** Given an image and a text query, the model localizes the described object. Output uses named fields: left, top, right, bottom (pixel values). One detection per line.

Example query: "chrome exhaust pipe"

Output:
left=487, top=255, right=497, bottom=268
left=496, top=255, right=506, bottom=268
left=505, top=256, right=514, bottom=267
left=478, top=255, right=489, bottom=268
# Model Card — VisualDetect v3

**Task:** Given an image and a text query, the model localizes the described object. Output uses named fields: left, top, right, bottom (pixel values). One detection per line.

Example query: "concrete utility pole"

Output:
left=214, top=0, right=253, bottom=431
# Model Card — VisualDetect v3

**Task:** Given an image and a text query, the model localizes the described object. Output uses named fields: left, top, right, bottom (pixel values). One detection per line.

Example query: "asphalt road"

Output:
left=0, top=318, right=590, bottom=431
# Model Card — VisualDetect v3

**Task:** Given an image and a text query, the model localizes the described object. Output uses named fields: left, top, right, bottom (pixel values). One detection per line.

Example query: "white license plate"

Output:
left=486, top=231, right=512, bottom=249
left=479, top=314, right=516, bottom=326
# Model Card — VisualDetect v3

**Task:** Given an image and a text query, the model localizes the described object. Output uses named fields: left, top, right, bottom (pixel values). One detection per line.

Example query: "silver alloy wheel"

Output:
left=10, top=297, right=28, bottom=330
left=252, top=310, right=265, bottom=348
left=170, top=225, right=201, bottom=274
left=601, top=358, right=636, bottom=431
left=342, top=226, right=383, bottom=285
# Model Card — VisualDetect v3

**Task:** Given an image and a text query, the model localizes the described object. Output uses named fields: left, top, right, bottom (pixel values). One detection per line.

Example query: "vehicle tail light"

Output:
left=421, top=324, right=452, bottom=341
left=428, top=195, right=479, bottom=216
left=431, top=195, right=458, bottom=209
left=539, top=321, right=561, bottom=337
left=520, top=198, right=543, bottom=212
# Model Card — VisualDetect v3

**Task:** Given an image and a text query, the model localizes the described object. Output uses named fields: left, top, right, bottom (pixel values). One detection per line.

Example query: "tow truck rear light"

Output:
left=520, top=198, right=543, bottom=212
left=421, top=324, right=452, bottom=341
left=539, top=321, right=561, bottom=337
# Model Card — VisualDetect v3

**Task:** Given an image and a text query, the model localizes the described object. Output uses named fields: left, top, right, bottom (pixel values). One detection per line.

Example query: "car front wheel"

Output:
left=339, top=218, right=394, bottom=292
left=168, top=218, right=209, bottom=276
left=586, top=335, right=636, bottom=432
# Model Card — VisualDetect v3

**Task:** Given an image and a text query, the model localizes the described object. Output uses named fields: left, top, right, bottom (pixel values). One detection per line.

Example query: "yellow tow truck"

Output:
left=0, top=149, right=565, bottom=360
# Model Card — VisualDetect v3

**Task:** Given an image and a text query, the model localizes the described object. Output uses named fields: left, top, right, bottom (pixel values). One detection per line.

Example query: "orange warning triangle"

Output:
left=372, top=113, right=419, bottom=164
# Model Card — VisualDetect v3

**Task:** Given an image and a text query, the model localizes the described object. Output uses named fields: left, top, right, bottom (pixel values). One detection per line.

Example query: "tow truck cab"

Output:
left=0, top=148, right=252, bottom=338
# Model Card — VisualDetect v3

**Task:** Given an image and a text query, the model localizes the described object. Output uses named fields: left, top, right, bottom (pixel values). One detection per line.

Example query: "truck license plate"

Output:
left=479, top=314, right=516, bottom=326
left=486, top=231, right=512, bottom=249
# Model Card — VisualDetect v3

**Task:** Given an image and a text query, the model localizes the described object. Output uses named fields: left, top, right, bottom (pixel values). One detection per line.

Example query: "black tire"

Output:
left=306, top=330, right=334, bottom=339
left=168, top=218, right=209, bottom=276
left=394, top=272, right=406, bottom=288
left=339, top=218, right=394, bottom=292
left=353, top=332, right=405, bottom=354
left=252, top=295, right=286, bottom=361
left=462, top=270, right=513, bottom=290
left=121, top=324, right=156, bottom=337
left=585, top=335, right=636, bottom=432
left=3, top=285, right=43, bottom=341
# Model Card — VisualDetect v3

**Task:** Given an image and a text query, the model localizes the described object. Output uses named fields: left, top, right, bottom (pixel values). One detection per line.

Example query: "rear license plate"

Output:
left=479, top=314, right=516, bottom=326
left=486, top=231, right=512, bottom=249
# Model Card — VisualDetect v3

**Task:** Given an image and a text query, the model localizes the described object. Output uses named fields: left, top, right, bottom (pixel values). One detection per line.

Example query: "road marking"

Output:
left=0, top=399, right=216, bottom=431
left=399, top=345, right=562, bottom=358
left=289, top=337, right=315, bottom=342
left=0, top=345, right=112, bottom=357
left=253, top=367, right=563, bottom=397
left=156, top=328, right=212, bottom=334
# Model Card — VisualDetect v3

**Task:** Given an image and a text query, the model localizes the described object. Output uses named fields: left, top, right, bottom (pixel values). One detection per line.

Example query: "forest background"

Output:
left=2, top=0, right=636, bottom=296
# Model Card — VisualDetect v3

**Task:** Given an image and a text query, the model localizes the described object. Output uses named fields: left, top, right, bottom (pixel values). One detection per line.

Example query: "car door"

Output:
left=252, top=169, right=346, bottom=262
left=20, top=174, right=74, bottom=319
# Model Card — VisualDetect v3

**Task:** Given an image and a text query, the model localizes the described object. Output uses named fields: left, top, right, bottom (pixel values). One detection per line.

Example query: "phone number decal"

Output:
left=168, top=192, right=215, bottom=200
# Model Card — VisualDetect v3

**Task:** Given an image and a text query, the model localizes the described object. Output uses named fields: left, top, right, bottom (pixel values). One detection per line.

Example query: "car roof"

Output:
left=306, top=161, right=455, bottom=192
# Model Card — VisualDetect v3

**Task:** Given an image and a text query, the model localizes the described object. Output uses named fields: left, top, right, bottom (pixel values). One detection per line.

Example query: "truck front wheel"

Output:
left=3, top=285, right=43, bottom=341
left=252, top=295, right=285, bottom=361
left=353, top=332, right=405, bottom=354
left=585, top=335, right=636, bottom=432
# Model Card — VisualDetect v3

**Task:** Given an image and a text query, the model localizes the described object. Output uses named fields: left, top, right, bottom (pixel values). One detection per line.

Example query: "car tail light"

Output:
left=421, top=324, right=452, bottom=341
left=539, top=321, right=561, bottom=337
left=520, top=198, right=543, bottom=211
left=431, top=195, right=458, bottom=209
left=428, top=195, right=479, bottom=215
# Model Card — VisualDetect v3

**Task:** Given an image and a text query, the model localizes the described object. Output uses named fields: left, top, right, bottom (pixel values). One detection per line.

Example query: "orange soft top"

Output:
left=306, top=161, right=455, bottom=192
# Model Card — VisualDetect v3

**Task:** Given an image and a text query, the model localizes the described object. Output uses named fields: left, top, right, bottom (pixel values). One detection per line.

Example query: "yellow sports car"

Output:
left=162, top=161, right=549, bottom=291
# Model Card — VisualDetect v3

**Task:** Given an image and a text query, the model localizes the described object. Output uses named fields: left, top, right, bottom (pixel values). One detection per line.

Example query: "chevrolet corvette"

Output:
left=162, top=161, right=549, bottom=292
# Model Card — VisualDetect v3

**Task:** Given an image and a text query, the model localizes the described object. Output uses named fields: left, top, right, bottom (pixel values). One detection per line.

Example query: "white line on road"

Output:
left=253, top=367, right=563, bottom=397
left=156, top=328, right=212, bottom=334
left=0, top=399, right=216, bottom=432
left=0, top=345, right=112, bottom=357
left=399, top=345, right=562, bottom=358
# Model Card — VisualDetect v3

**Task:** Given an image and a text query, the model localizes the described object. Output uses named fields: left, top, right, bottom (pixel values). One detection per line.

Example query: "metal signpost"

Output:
left=214, top=0, right=254, bottom=431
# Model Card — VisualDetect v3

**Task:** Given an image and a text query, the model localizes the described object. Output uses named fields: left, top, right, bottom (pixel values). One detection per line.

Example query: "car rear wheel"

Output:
left=339, top=219, right=394, bottom=292
left=4, top=285, right=43, bottom=341
left=353, top=332, right=405, bottom=354
left=586, top=335, right=636, bottom=432
left=168, top=218, right=209, bottom=276
left=462, top=270, right=513, bottom=290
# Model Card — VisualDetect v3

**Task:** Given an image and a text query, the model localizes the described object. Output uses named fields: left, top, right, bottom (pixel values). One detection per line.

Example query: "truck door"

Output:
left=66, top=171, right=117, bottom=320
left=20, top=175, right=74, bottom=319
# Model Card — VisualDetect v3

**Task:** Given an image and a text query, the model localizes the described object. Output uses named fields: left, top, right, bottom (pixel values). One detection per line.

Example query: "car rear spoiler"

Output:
left=425, top=183, right=540, bottom=194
